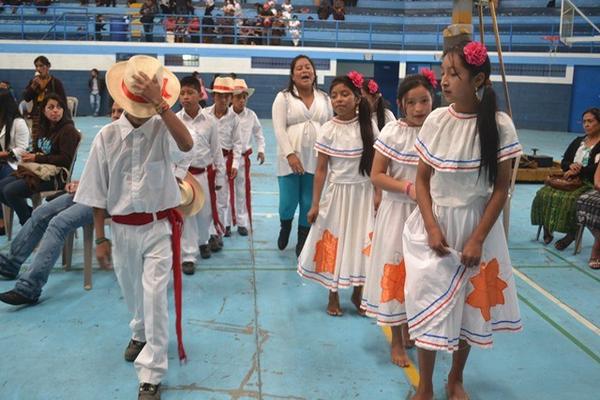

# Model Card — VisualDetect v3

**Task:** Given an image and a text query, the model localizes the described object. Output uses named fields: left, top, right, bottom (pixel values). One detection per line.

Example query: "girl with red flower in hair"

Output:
left=297, top=71, right=377, bottom=317
left=361, top=71, right=436, bottom=368
left=361, top=78, right=396, bottom=131
left=402, top=41, right=523, bottom=400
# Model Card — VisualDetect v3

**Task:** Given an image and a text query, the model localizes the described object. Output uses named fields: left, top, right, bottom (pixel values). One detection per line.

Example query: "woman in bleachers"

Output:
left=0, top=90, right=30, bottom=235
left=22, top=56, right=66, bottom=143
left=0, top=94, right=79, bottom=226
left=531, top=108, right=600, bottom=250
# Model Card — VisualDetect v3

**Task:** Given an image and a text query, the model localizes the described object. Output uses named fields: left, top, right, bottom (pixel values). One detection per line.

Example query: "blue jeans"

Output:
left=0, top=193, right=93, bottom=300
left=0, top=175, right=59, bottom=225
left=278, top=173, right=314, bottom=228
left=90, top=93, right=101, bottom=116
left=0, top=163, right=14, bottom=219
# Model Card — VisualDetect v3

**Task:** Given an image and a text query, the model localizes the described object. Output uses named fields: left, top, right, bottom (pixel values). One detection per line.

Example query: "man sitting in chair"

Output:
left=0, top=103, right=124, bottom=306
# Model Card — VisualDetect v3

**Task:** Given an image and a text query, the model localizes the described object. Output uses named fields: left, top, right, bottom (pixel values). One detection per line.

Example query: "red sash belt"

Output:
left=222, top=149, right=236, bottom=226
left=188, top=166, right=206, bottom=175
left=206, top=165, right=225, bottom=235
left=242, top=149, right=253, bottom=227
left=112, top=208, right=187, bottom=362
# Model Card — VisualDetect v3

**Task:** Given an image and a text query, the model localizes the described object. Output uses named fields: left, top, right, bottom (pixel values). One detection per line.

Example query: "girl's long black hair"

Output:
left=0, top=90, right=23, bottom=151
left=444, top=41, right=499, bottom=185
left=285, top=55, right=318, bottom=99
left=330, top=75, right=374, bottom=177
left=396, top=74, right=435, bottom=115
left=361, top=79, right=390, bottom=131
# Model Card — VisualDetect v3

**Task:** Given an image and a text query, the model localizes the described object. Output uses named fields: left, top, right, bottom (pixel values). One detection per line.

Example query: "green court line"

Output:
left=518, top=293, right=600, bottom=365
left=514, top=265, right=571, bottom=269
left=199, top=267, right=296, bottom=272
left=509, top=247, right=546, bottom=250
left=544, top=248, right=600, bottom=284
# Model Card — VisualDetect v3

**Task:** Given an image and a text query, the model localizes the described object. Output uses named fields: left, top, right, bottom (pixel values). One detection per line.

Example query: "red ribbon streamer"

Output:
left=223, top=149, right=236, bottom=227
left=243, top=149, right=253, bottom=228
left=112, top=208, right=187, bottom=362
left=206, top=165, right=225, bottom=235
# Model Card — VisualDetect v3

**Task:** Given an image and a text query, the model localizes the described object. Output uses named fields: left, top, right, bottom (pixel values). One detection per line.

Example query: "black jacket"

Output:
left=560, top=135, right=600, bottom=182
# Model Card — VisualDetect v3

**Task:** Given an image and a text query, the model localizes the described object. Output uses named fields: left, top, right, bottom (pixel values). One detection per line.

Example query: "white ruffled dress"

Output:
left=297, top=117, right=375, bottom=291
left=361, top=120, right=420, bottom=326
left=402, top=105, right=523, bottom=352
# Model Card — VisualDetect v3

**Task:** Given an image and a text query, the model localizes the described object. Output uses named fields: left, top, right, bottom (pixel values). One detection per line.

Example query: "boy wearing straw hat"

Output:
left=74, top=55, right=193, bottom=400
left=231, top=78, right=265, bottom=236
left=205, top=76, right=242, bottom=243
left=177, top=75, right=225, bottom=274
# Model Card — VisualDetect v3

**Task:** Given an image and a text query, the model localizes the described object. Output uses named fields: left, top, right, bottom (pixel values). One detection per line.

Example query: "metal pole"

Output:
left=478, top=1, right=485, bottom=44
left=489, top=0, right=512, bottom=117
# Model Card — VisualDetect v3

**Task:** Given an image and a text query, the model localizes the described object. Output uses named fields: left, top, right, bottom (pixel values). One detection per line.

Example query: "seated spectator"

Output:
left=531, top=108, right=600, bottom=250
left=159, top=0, right=174, bottom=14
left=139, top=0, right=157, bottom=43
left=288, top=14, right=300, bottom=46
left=317, top=0, right=331, bottom=20
left=0, top=94, right=80, bottom=226
left=0, top=102, right=124, bottom=306
left=576, top=166, right=600, bottom=270
left=270, top=10, right=286, bottom=46
left=174, top=16, right=187, bottom=43
left=95, top=14, right=106, bottom=41
left=332, top=0, right=345, bottom=21
left=188, top=16, right=200, bottom=43
left=282, top=0, right=293, bottom=20
left=219, top=4, right=236, bottom=44
left=202, top=2, right=216, bottom=43
left=0, top=90, right=30, bottom=235
left=164, top=15, right=176, bottom=42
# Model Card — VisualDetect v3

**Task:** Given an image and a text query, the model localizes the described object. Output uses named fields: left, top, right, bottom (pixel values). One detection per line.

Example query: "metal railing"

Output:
left=0, top=6, right=598, bottom=52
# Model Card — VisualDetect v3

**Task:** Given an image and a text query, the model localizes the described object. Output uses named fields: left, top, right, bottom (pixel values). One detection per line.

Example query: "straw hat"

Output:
left=206, top=76, right=235, bottom=94
left=106, top=55, right=180, bottom=119
left=177, top=172, right=205, bottom=217
left=232, top=79, right=255, bottom=97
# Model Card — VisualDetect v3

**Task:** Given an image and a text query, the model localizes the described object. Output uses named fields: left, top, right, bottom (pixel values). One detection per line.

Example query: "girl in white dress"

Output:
left=403, top=41, right=522, bottom=400
left=361, top=70, right=437, bottom=367
left=272, top=55, right=333, bottom=256
left=361, top=78, right=396, bottom=132
left=297, top=71, right=376, bottom=316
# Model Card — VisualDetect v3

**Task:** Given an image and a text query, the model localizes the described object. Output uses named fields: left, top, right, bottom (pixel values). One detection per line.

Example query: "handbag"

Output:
left=544, top=173, right=584, bottom=192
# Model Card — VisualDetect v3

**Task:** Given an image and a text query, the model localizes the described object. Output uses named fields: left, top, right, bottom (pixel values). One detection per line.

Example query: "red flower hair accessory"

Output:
left=463, top=41, right=488, bottom=67
left=347, top=70, right=364, bottom=89
left=367, top=79, right=379, bottom=94
left=420, top=68, right=438, bottom=88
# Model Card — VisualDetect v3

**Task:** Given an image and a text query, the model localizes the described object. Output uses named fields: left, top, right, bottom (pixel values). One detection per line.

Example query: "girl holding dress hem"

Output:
left=403, top=41, right=523, bottom=400
left=361, top=71, right=436, bottom=368
left=297, top=72, right=375, bottom=316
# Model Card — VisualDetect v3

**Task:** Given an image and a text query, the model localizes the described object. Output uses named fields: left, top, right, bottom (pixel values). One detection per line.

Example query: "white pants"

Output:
left=217, top=172, right=232, bottom=228
left=182, top=172, right=211, bottom=262
left=234, top=156, right=250, bottom=228
left=112, top=219, right=172, bottom=385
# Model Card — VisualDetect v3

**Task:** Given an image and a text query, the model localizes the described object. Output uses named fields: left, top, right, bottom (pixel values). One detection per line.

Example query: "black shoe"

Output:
left=224, top=226, right=231, bottom=237
left=277, top=219, right=293, bottom=250
left=138, top=382, right=161, bottom=400
left=0, top=268, right=18, bottom=280
left=182, top=261, right=195, bottom=275
left=238, top=226, right=248, bottom=236
left=295, top=226, right=311, bottom=257
left=199, top=244, right=211, bottom=259
left=0, top=290, right=37, bottom=305
left=124, top=339, right=146, bottom=362
left=209, top=235, right=222, bottom=252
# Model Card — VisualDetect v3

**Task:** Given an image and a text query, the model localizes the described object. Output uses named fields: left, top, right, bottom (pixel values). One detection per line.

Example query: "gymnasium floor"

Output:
left=0, top=116, right=599, bottom=400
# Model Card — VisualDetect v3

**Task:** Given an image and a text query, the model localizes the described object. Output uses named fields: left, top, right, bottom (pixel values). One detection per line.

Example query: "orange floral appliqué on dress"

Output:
left=313, top=230, right=338, bottom=274
left=466, top=258, right=508, bottom=321
left=362, top=232, right=374, bottom=256
left=380, top=259, right=406, bottom=304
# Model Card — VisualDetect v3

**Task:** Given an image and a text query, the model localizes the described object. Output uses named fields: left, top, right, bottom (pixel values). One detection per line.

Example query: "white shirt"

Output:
left=271, top=88, right=333, bottom=176
left=74, top=114, right=188, bottom=215
left=0, top=118, right=30, bottom=167
left=205, top=105, right=242, bottom=170
left=232, top=106, right=265, bottom=154
left=176, top=108, right=225, bottom=187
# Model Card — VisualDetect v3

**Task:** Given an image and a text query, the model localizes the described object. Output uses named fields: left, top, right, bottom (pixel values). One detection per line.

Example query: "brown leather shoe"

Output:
left=124, top=339, right=146, bottom=362
left=138, top=383, right=160, bottom=400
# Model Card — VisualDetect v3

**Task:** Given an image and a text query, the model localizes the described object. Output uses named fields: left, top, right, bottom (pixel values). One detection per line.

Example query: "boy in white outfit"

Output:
left=205, top=76, right=242, bottom=242
left=177, top=76, right=225, bottom=275
left=231, top=78, right=265, bottom=235
left=74, top=55, right=193, bottom=400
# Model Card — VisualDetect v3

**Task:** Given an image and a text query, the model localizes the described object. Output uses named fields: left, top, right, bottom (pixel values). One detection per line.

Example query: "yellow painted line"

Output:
left=380, top=326, right=420, bottom=388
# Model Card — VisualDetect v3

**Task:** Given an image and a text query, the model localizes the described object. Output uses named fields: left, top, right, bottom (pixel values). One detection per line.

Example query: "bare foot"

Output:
left=351, top=286, right=366, bottom=316
left=446, top=381, right=470, bottom=400
left=391, top=340, right=410, bottom=367
left=410, top=391, right=433, bottom=400
left=327, top=291, right=343, bottom=316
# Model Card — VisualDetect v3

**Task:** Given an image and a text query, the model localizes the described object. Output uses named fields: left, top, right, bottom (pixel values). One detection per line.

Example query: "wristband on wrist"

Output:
left=155, top=99, right=170, bottom=115
left=95, top=237, right=111, bottom=245
left=405, top=182, right=413, bottom=196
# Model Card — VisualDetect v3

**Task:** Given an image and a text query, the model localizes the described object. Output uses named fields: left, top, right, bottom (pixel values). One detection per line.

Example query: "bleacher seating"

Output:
left=0, top=1, right=598, bottom=52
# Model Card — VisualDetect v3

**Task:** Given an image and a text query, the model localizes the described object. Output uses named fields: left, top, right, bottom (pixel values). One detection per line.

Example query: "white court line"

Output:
left=514, top=268, right=600, bottom=336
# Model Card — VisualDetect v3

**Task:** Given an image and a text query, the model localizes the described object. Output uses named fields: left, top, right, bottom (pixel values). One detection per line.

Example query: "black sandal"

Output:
left=554, top=235, right=575, bottom=251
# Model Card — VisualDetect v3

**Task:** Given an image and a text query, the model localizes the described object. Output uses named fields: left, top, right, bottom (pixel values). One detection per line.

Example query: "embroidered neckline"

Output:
left=448, top=104, right=477, bottom=120
left=332, top=116, right=359, bottom=124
